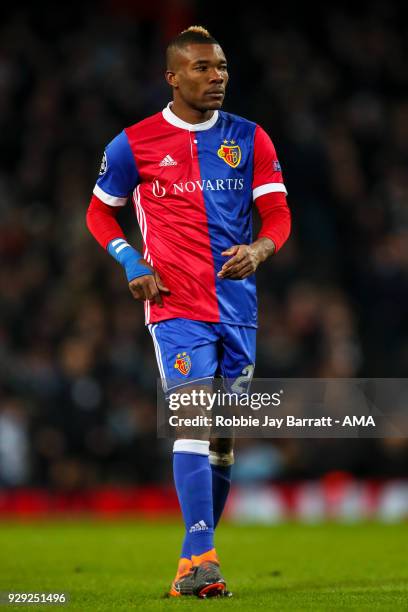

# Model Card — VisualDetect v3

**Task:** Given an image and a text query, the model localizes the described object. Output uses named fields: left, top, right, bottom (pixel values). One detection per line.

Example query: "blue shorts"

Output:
left=148, top=318, right=256, bottom=393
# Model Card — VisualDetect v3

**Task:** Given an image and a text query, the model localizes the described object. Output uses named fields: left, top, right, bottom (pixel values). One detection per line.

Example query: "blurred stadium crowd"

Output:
left=0, top=2, right=407, bottom=490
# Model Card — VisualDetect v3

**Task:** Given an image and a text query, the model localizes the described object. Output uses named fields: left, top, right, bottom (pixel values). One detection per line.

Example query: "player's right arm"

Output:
left=218, top=126, right=291, bottom=280
left=86, top=131, right=169, bottom=306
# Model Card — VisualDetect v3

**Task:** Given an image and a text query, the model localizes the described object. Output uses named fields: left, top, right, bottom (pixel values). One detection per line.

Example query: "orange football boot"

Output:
left=168, top=557, right=194, bottom=597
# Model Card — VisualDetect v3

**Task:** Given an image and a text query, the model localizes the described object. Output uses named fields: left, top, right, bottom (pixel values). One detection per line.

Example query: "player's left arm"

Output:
left=218, top=126, right=291, bottom=280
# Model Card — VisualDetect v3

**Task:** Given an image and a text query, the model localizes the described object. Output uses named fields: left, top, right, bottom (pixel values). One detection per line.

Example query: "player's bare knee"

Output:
left=173, top=384, right=212, bottom=441
left=209, top=437, right=234, bottom=465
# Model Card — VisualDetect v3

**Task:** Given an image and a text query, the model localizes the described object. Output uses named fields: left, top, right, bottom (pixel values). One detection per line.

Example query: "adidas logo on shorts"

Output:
left=189, top=520, right=208, bottom=533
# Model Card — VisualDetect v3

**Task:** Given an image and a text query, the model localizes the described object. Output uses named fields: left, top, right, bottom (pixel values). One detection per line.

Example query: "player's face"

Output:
left=168, top=44, right=228, bottom=112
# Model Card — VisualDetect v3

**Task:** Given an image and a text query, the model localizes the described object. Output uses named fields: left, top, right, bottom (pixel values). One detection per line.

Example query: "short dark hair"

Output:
left=166, top=26, right=219, bottom=68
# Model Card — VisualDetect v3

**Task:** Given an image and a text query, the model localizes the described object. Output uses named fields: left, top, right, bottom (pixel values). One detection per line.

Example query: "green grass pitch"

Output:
left=0, top=521, right=407, bottom=610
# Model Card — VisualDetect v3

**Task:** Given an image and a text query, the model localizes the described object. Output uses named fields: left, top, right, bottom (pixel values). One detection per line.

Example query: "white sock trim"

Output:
left=173, top=439, right=210, bottom=455
left=209, top=451, right=235, bottom=466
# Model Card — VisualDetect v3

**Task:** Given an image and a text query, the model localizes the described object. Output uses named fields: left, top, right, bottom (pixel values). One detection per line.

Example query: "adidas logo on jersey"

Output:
left=189, top=520, right=208, bottom=533
left=159, top=154, right=177, bottom=167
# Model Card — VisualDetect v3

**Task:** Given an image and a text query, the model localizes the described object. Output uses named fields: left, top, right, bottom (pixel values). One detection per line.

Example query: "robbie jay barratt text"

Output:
left=168, top=415, right=376, bottom=428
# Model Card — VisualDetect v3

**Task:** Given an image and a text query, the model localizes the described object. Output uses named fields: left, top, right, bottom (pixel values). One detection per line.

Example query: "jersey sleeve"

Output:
left=86, top=194, right=126, bottom=249
left=252, top=125, right=287, bottom=200
left=93, top=130, right=139, bottom=207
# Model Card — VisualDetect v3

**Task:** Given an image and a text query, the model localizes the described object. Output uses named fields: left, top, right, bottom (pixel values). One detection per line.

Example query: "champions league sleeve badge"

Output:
left=99, top=151, right=108, bottom=176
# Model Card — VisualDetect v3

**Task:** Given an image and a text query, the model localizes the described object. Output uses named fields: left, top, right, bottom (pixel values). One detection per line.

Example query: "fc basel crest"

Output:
left=174, top=352, right=192, bottom=376
left=217, top=140, right=241, bottom=168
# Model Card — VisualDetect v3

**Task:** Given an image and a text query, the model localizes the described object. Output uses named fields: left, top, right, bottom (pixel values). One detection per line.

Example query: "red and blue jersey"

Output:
left=94, top=103, right=287, bottom=327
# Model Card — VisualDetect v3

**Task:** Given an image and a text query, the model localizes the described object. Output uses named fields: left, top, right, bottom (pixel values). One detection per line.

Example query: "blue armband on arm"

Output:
left=107, top=238, right=153, bottom=282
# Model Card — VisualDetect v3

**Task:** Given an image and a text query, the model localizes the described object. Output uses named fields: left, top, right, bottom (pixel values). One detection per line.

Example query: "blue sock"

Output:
left=211, top=463, right=232, bottom=528
left=173, top=440, right=214, bottom=557
left=180, top=455, right=233, bottom=559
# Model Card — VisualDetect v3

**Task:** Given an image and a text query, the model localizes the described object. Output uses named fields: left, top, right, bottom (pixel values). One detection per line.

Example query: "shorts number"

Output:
left=231, top=365, right=254, bottom=394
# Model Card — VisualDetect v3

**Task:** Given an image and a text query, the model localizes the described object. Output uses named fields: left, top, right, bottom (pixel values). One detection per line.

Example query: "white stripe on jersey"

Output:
left=253, top=182, right=288, bottom=200
left=148, top=324, right=168, bottom=392
left=133, top=185, right=154, bottom=324
left=93, top=184, right=128, bottom=207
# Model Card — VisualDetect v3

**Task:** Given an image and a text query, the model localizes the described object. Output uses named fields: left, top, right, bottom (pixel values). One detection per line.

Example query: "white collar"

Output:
left=162, top=102, right=219, bottom=131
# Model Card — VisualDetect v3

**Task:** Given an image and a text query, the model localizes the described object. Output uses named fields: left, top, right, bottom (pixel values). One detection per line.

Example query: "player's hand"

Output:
left=218, top=239, right=275, bottom=280
left=128, top=260, right=170, bottom=307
